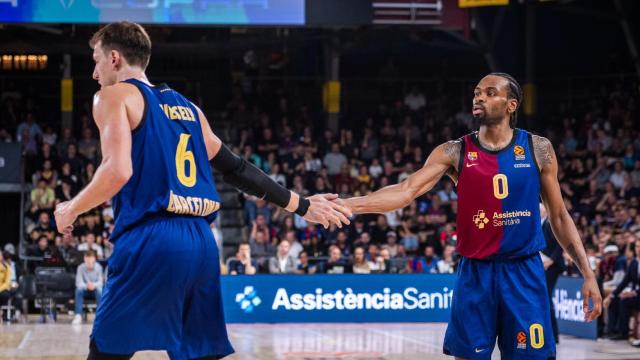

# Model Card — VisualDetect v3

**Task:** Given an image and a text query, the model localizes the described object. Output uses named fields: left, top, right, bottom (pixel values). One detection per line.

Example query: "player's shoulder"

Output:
left=528, top=132, right=554, bottom=169
left=93, top=83, right=143, bottom=111
left=529, top=132, right=553, bottom=154
left=431, top=138, right=463, bottom=168
left=94, top=82, right=141, bottom=103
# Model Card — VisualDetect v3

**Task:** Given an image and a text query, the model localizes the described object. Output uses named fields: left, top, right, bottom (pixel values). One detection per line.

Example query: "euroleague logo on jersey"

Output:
left=514, top=145, right=526, bottom=161
left=517, top=331, right=527, bottom=349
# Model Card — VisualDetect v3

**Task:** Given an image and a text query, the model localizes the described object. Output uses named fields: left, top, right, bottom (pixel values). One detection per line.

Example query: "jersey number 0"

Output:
left=492, top=174, right=509, bottom=199
left=176, top=133, right=196, bottom=187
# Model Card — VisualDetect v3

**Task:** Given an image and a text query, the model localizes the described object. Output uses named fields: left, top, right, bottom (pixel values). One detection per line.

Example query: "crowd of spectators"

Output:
left=1, top=76, right=640, bottom=336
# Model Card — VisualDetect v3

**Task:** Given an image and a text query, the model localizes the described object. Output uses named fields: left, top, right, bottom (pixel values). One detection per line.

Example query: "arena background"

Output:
left=0, top=0, right=639, bottom=359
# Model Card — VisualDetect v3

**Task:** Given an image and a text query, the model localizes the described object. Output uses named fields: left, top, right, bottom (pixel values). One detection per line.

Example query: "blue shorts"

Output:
left=443, top=254, right=555, bottom=359
left=91, top=217, right=234, bottom=359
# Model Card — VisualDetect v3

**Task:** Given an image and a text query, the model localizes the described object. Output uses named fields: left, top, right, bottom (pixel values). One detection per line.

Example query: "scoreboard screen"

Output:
left=0, top=0, right=305, bottom=25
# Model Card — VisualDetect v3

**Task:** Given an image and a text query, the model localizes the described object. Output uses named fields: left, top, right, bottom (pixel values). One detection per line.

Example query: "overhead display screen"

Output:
left=0, top=0, right=305, bottom=25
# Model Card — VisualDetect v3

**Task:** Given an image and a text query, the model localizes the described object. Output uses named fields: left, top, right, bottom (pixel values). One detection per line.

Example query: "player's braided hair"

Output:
left=489, top=72, right=523, bottom=129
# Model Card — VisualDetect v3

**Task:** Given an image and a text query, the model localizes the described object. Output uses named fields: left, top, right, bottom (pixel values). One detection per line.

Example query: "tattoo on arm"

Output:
left=532, top=135, right=554, bottom=169
left=443, top=140, right=461, bottom=171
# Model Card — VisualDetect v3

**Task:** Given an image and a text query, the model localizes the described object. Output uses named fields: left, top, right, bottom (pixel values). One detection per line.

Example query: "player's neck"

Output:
left=477, top=121, right=514, bottom=151
left=116, top=68, right=150, bottom=85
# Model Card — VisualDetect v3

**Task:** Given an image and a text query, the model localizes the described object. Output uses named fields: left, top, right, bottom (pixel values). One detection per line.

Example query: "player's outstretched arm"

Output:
left=55, top=85, right=134, bottom=235
left=195, top=106, right=351, bottom=229
left=340, top=141, right=458, bottom=214
left=535, top=135, right=602, bottom=322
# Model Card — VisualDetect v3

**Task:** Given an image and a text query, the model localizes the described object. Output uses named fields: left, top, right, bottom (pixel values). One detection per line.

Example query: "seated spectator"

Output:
left=72, top=250, right=104, bottom=325
left=369, top=159, right=383, bottom=179
left=336, top=231, right=353, bottom=257
left=603, top=237, right=640, bottom=340
left=228, top=243, right=257, bottom=275
left=383, top=231, right=400, bottom=257
left=0, top=251, right=11, bottom=310
left=409, top=245, right=439, bottom=274
left=425, top=195, right=447, bottom=226
left=398, top=217, right=419, bottom=253
left=322, top=245, right=352, bottom=274
left=437, top=244, right=457, bottom=274
left=353, top=231, right=370, bottom=249
left=31, top=179, right=55, bottom=210
left=268, top=240, right=296, bottom=274
left=31, top=212, right=56, bottom=243
left=55, top=179, right=74, bottom=205
left=334, top=163, right=357, bottom=193
left=296, top=251, right=316, bottom=274
left=77, top=233, right=104, bottom=260
left=249, top=230, right=275, bottom=271
left=284, top=230, right=303, bottom=259
left=78, top=127, right=99, bottom=161
left=598, top=244, right=619, bottom=285
left=32, top=159, right=57, bottom=188
left=352, top=247, right=371, bottom=274
left=78, top=232, right=104, bottom=260
left=370, top=215, right=391, bottom=244
left=378, top=248, right=391, bottom=273
left=439, top=223, right=457, bottom=248
left=323, top=143, right=347, bottom=176
left=368, top=245, right=386, bottom=273
left=27, top=236, right=58, bottom=269
left=437, top=180, right=458, bottom=206
left=366, top=244, right=379, bottom=262
left=59, top=235, right=82, bottom=269
left=304, top=235, right=325, bottom=257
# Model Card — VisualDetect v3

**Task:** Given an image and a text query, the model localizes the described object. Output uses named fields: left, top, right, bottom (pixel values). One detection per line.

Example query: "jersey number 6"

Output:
left=176, top=133, right=196, bottom=187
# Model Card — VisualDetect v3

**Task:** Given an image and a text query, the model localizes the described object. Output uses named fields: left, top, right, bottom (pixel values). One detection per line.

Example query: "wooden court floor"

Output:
left=0, top=318, right=638, bottom=359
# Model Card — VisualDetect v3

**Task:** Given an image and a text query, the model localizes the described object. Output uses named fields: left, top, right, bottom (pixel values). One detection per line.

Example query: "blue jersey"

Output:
left=456, top=128, right=545, bottom=259
left=109, top=79, right=221, bottom=242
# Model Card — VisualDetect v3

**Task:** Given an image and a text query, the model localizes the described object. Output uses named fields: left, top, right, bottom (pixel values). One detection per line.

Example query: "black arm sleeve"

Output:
left=211, top=144, right=310, bottom=214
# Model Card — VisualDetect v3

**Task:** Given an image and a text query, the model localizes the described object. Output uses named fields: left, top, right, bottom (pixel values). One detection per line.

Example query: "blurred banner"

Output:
left=0, top=0, right=305, bottom=25
left=459, top=0, right=509, bottom=8
left=552, top=276, right=598, bottom=340
left=222, top=274, right=455, bottom=323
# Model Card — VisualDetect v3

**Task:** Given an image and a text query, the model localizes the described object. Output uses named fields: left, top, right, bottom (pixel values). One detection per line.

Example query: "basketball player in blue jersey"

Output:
left=53, top=22, right=352, bottom=360
left=335, top=73, right=602, bottom=359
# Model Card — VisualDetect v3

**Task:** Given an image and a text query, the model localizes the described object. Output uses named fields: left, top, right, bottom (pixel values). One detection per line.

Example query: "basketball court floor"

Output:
left=0, top=320, right=637, bottom=359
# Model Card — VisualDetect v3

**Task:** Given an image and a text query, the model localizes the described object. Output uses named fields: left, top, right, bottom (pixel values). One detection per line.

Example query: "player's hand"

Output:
left=303, top=194, right=352, bottom=229
left=582, top=277, right=602, bottom=322
left=54, top=201, right=78, bottom=236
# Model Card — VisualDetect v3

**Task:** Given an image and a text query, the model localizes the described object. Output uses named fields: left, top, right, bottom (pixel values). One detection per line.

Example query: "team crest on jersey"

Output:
left=514, top=145, right=525, bottom=161
left=467, top=151, right=478, bottom=161
left=517, top=331, right=527, bottom=349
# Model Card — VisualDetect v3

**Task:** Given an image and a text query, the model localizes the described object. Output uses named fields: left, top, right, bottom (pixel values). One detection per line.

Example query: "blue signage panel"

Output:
left=221, top=274, right=456, bottom=323
left=0, top=0, right=305, bottom=25
left=221, top=273, right=598, bottom=341
left=552, top=276, right=598, bottom=340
